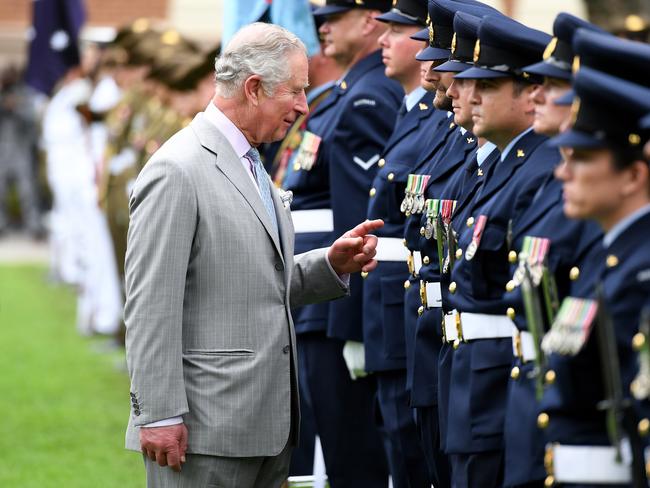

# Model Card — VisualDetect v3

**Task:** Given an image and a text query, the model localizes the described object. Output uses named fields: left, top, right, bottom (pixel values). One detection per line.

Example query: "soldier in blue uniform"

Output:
left=411, top=8, right=502, bottom=487
left=495, top=13, right=608, bottom=488
left=537, top=65, right=650, bottom=487
left=359, top=1, right=439, bottom=486
left=436, top=14, right=552, bottom=487
left=283, top=1, right=401, bottom=485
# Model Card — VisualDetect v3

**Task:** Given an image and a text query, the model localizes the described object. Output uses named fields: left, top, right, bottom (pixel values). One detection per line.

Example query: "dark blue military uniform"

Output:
left=284, top=7, right=402, bottom=481
left=437, top=14, right=551, bottom=487
left=536, top=67, right=650, bottom=487
left=495, top=14, right=609, bottom=487
left=326, top=49, right=403, bottom=342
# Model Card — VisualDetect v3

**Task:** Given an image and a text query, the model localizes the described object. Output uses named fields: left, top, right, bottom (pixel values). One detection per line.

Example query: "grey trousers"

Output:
left=143, top=441, right=293, bottom=488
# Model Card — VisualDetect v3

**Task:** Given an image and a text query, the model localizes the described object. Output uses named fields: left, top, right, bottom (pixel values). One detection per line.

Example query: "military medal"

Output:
left=412, top=175, right=430, bottom=214
left=293, top=131, right=322, bottom=171
left=512, top=236, right=551, bottom=287
left=464, top=214, right=487, bottom=261
left=424, top=199, right=439, bottom=240
left=440, top=200, right=457, bottom=273
left=541, top=297, right=598, bottom=356
left=401, top=175, right=415, bottom=214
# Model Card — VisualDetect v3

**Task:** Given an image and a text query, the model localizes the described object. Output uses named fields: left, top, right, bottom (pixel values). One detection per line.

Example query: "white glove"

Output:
left=342, top=340, right=368, bottom=380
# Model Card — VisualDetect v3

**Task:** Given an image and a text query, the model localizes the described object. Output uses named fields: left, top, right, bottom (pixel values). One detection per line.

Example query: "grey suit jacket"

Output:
left=123, top=112, right=348, bottom=457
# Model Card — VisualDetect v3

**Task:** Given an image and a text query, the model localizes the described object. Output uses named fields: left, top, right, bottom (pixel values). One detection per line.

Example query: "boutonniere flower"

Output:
left=279, top=189, right=293, bottom=209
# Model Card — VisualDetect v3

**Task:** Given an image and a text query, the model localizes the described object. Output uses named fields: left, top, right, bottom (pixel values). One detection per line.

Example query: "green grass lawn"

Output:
left=0, top=265, right=144, bottom=487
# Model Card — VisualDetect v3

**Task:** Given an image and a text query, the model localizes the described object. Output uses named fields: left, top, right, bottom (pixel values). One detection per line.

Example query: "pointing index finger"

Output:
left=348, top=219, right=384, bottom=238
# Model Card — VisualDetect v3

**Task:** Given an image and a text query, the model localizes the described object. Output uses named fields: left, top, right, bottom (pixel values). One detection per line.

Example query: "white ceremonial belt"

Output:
left=444, top=311, right=460, bottom=343
left=512, top=330, right=536, bottom=362
left=375, top=237, right=410, bottom=262
left=444, top=311, right=515, bottom=342
left=408, top=250, right=422, bottom=277
left=425, top=281, right=442, bottom=309
left=548, top=442, right=632, bottom=484
left=291, top=209, right=334, bottom=234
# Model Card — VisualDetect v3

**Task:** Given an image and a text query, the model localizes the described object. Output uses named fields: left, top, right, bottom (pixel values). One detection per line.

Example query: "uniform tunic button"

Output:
left=419, top=227, right=425, bottom=236
left=569, top=266, right=580, bottom=281
left=275, top=262, right=284, bottom=271
left=510, top=366, right=520, bottom=380
left=505, top=280, right=516, bottom=292
left=448, top=282, right=457, bottom=294
left=638, top=418, right=650, bottom=437
left=378, top=158, right=385, bottom=168
left=361, top=271, right=369, bottom=279
left=545, top=370, right=556, bottom=385
left=508, top=250, right=518, bottom=263
left=544, top=476, right=555, bottom=487
left=282, top=345, right=290, bottom=354
left=466, top=217, right=474, bottom=228
left=404, top=280, right=411, bottom=289
left=455, top=249, right=463, bottom=259
left=606, top=254, right=619, bottom=268
left=423, top=256, right=430, bottom=265
left=537, top=412, right=550, bottom=429
left=507, top=308, right=516, bottom=320
left=387, top=173, right=395, bottom=181
left=369, top=188, right=377, bottom=197
left=418, top=306, right=424, bottom=316
left=633, top=332, right=646, bottom=351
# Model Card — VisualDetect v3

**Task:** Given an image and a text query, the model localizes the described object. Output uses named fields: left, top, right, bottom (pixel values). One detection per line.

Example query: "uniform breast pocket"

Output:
left=380, top=274, right=407, bottom=359
left=470, top=223, right=508, bottom=299
left=382, top=162, right=412, bottom=223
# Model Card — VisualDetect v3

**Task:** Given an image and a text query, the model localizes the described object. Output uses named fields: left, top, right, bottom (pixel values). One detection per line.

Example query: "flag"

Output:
left=25, top=0, right=86, bottom=96
left=221, top=0, right=320, bottom=56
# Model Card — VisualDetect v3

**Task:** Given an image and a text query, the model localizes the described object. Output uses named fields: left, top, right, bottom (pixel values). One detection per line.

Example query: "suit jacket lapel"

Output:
left=190, top=113, right=284, bottom=260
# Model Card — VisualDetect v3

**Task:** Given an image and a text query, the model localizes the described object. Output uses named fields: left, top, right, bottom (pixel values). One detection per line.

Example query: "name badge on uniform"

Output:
left=294, top=131, right=322, bottom=171
left=541, top=297, right=597, bottom=356
left=401, top=174, right=430, bottom=216
left=512, top=236, right=551, bottom=287
left=424, top=199, right=440, bottom=240
left=464, top=214, right=487, bottom=261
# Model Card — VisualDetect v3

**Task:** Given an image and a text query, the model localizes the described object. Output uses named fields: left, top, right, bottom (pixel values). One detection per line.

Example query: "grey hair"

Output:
left=215, top=22, right=307, bottom=98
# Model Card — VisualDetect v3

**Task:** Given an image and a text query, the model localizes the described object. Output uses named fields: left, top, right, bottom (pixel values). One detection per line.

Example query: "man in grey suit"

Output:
left=124, top=22, right=384, bottom=487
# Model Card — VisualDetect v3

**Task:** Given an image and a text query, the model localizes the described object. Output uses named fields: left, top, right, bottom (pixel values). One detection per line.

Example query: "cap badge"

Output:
left=473, top=39, right=480, bottom=63
left=572, top=55, right=580, bottom=75
left=429, top=23, right=435, bottom=45
left=569, top=97, right=581, bottom=126
left=355, top=0, right=365, bottom=5
left=451, top=33, right=457, bottom=54
left=543, top=37, right=558, bottom=61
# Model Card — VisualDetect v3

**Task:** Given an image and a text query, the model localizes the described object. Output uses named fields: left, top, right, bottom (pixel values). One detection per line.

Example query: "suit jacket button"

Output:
left=275, top=262, right=284, bottom=271
left=282, top=345, right=290, bottom=354
left=134, top=409, right=141, bottom=416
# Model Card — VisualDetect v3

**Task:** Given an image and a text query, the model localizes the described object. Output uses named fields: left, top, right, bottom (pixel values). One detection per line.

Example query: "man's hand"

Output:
left=328, top=219, right=384, bottom=275
left=140, top=423, right=188, bottom=472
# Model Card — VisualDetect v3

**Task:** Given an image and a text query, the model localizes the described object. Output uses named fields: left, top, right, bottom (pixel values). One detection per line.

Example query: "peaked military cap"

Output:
left=455, top=14, right=550, bottom=80
left=416, top=0, right=499, bottom=62
left=434, top=12, right=482, bottom=72
left=313, top=0, right=392, bottom=17
left=410, top=27, right=429, bottom=40
left=573, top=29, right=650, bottom=88
left=523, top=13, right=608, bottom=81
left=549, top=67, right=650, bottom=150
left=376, top=0, right=428, bottom=26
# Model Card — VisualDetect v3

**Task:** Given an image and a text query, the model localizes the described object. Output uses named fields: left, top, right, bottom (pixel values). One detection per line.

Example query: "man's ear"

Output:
left=243, top=75, right=263, bottom=106
left=361, top=10, right=382, bottom=36
left=622, top=159, right=650, bottom=198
